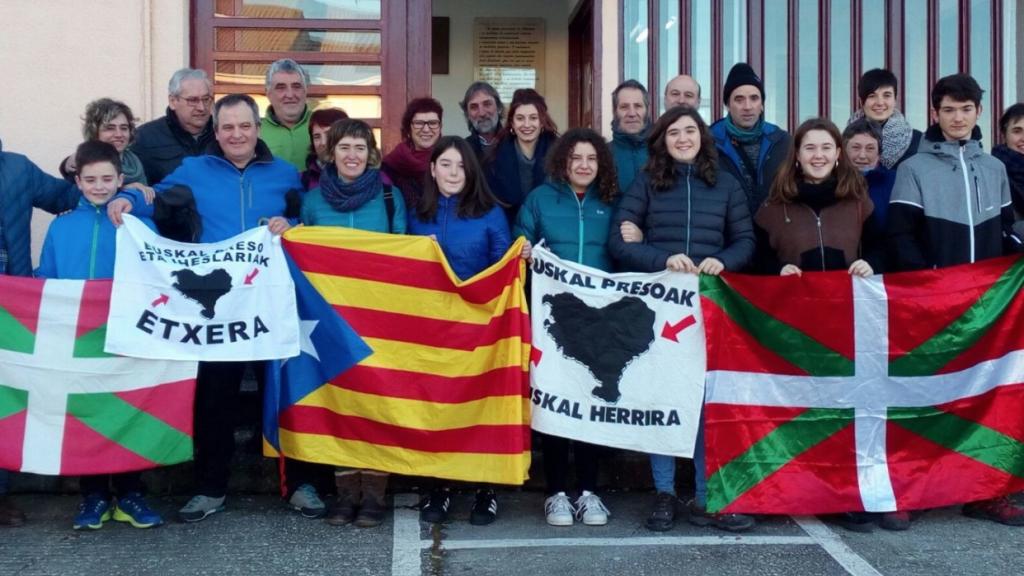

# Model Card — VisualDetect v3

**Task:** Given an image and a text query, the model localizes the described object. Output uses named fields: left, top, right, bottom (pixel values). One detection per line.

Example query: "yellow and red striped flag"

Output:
left=276, top=227, right=532, bottom=485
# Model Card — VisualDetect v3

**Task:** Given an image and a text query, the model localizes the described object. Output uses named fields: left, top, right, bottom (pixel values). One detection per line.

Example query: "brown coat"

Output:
left=755, top=195, right=873, bottom=272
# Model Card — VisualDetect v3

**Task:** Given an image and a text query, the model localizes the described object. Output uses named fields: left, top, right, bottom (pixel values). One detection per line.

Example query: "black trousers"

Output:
left=543, top=433, right=600, bottom=496
left=194, top=360, right=324, bottom=498
left=79, top=472, right=143, bottom=498
left=193, top=360, right=260, bottom=497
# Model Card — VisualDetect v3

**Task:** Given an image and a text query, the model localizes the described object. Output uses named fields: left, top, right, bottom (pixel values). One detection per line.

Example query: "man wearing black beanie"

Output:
left=710, top=62, right=791, bottom=256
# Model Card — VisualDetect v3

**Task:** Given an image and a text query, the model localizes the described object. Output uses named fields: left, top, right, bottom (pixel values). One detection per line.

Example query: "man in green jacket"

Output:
left=262, top=59, right=313, bottom=171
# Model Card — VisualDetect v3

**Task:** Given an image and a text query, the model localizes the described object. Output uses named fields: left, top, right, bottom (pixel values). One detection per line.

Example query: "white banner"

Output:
left=529, top=245, right=705, bottom=457
left=105, top=215, right=299, bottom=361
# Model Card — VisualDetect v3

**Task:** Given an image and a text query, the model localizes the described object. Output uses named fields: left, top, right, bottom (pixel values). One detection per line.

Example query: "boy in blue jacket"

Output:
left=37, top=141, right=163, bottom=530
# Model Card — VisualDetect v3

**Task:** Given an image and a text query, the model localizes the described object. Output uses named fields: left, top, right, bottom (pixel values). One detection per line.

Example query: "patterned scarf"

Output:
left=724, top=116, right=765, bottom=144
left=318, top=165, right=382, bottom=213
left=849, top=109, right=913, bottom=169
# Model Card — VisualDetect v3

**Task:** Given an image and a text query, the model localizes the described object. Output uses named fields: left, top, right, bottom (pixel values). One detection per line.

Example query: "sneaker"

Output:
left=878, top=511, right=911, bottom=531
left=824, top=512, right=874, bottom=533
left=575, top=491, right=609, bottom=526
left=644, top=492, right=678, bottom=532
left=113, top=493, right=163, bottom=529
left=178, top=494, right=226, bottom=523
left=544, top=492, right=574, bottom=527
left=419, top=489, right=450, bottom=524
left=73, top=494, right=112, bottom=530
left=963, top=496, right=1024, bottom=526
left=289, top=484, right=327, bottom=519
left=470, top=490, right=498, bottom=526
left=686, top=499, right=755, bottom=532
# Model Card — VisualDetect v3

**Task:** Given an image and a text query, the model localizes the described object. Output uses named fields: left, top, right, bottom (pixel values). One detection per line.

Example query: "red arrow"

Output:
left=151, top=294, right=169, bottom=307
left=661, top=315, right=697, bottom=342
left=530, top=346, right=543, bottom=366
left=244, top=268, right=260, bottom=285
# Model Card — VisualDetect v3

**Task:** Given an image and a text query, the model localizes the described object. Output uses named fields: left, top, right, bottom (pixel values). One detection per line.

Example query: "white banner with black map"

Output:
left=529, top=245, right=705, bottom=457
left=105, top=215, right=299, bottom=361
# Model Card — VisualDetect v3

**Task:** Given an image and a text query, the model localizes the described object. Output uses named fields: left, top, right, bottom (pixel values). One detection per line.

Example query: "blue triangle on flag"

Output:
left=263, top=254, right=372, bottom=452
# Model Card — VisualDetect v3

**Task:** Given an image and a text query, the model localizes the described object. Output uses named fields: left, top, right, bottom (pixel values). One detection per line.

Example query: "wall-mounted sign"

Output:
left=473, top=18, right=545, bottom=104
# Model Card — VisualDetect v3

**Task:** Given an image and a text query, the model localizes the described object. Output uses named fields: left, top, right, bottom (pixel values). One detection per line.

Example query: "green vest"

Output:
left=261, top=106, right=312, bottom=171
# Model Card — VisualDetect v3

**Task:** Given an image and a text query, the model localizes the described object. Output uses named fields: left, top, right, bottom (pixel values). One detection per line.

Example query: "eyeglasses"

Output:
left=177, top=95, right=214, bottom=108
left=412, top=120, right=441, bottom=131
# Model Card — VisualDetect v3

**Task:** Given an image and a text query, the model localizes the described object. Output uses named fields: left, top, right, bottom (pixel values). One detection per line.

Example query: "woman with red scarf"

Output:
left=381, top=98, right=443, bottom=210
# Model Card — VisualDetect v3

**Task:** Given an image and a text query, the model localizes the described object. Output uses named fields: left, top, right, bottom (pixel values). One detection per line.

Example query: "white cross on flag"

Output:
left=700, top=256, right=1024, bottom=514
left=0, top=276, right=197, bottom=475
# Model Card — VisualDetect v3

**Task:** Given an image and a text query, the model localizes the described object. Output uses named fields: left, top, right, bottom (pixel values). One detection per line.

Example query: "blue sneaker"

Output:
left=113, top=493, right=164, bottom=528
left=73, top=494, right=112, bottom=530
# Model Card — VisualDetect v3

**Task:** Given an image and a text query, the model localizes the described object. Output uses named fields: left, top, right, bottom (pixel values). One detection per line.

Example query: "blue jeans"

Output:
left=649, top=410, right=706, bottom=506
left=0, top=469, right=9, bottom=495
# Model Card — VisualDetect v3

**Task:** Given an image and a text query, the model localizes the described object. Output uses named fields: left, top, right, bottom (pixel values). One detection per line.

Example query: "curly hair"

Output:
left=82, top=98, right=136, bottom=143
left=644, top=106, right=717, bottom=190
left=320, top=118, right=382, bottom=168
left=400, top=97, right=444, bottom=144
left=545, top=128, right=619, bottom=204
left=768, top=117, right=867, bottom=204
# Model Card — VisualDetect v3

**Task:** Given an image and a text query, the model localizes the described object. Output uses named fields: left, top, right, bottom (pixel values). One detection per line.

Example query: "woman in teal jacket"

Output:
left=301, top=119, right=406, bottom=233
left=513, top=128, right=620, bottom=527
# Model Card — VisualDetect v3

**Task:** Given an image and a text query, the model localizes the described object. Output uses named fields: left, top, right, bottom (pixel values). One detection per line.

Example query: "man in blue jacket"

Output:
left=710, top=63, right=791, bottom=224
left=609, top=79, right=651, bottom=194
left=0, top=138, right=80, bottom=526
left=109, top=94, right=300, bottom=523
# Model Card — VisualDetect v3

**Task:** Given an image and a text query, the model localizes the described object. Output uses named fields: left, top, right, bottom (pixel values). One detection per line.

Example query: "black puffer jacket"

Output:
left=131, top=108, right=215, bottom=185
left=609, top=163, right=755, bottom=272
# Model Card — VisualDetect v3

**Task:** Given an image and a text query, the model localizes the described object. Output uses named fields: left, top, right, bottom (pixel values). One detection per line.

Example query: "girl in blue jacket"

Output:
left=409, top=136, right=523, bottom=526
left=513, top=128, right=619, bottom=527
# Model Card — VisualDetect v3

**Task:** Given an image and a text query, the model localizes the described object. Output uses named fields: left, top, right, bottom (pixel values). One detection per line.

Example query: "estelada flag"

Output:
left=0, top=276, right=197, bottom=475
left=275, top=227, right=532, bottom=485
left=700, top=256, right=1024, bottom=514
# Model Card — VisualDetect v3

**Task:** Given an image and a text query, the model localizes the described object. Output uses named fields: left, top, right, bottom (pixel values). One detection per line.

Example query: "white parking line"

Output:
left=390, top=496, right=884, bottom=576
left=391, top=493, right=422, bottom=576
left=793, top=516, right=884, bottom=576
left=433, top=535, right=817, bottom=550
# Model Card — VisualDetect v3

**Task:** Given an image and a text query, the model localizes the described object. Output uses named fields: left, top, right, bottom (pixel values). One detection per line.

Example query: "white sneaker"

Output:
left=575, top=491, right=609, bottom=526
left=544, top=492, right=574, bottom=526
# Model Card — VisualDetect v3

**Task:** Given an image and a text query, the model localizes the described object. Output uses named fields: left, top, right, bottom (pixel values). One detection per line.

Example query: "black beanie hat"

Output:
left=723, top=63, right=764, bottom=105
left=858, top=68, right=899, bottom=103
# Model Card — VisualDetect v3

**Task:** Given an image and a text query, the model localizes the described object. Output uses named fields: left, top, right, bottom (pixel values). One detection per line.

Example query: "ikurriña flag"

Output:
left=0, top=276, right=198, bottom=475
left=274, top=227, right=532, bottom=485
left=700, top=256, right=1024, bottom=515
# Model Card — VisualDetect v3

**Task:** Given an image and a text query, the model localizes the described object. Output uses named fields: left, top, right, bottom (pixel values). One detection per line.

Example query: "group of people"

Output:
left=2, top=56, right=1023, bottom=537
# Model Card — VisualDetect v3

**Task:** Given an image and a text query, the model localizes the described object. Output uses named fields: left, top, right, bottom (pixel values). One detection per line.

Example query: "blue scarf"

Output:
left=319, top=165, right=382, bottom=213
left=724, top=116, right=765, bottom=144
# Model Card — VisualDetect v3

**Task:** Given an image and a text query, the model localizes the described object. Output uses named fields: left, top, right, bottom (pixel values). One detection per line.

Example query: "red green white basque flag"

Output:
left=0, top=276, right=198, bottom=475
left=700, top=255, right=1024, bottom=515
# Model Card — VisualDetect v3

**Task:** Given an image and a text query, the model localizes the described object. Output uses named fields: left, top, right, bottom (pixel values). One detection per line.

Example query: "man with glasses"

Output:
left=132, top=68, right=216, bottom=185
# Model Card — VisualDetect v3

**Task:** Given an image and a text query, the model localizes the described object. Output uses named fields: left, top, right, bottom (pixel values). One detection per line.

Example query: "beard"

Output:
left=471, top=115, right=499, bottom=135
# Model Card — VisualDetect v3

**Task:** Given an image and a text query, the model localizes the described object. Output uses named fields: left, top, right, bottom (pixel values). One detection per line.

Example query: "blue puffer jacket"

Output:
left=513, top=181, right=615, bottom=271
left=124, top=140, right=301, bottom=242
left=301, top=170, right=407, bottom=233
left=0, top=139, right=80, bottom=276
left=36, top=196, right=156, bottom=280
left=408, top=195, right=512, bottom=281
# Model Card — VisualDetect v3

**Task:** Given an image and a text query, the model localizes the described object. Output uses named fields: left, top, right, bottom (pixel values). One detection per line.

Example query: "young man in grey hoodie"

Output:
left=888, top=73, right=1024, bottom=528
